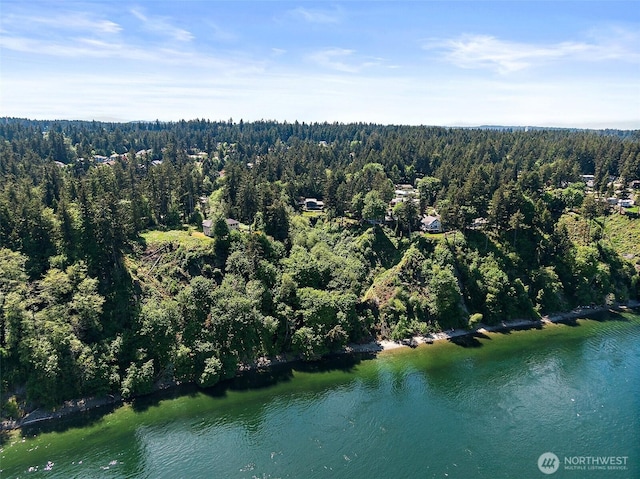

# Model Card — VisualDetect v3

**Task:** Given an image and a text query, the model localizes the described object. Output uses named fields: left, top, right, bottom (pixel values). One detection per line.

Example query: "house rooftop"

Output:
left=422, top=214, right=440, bottom=224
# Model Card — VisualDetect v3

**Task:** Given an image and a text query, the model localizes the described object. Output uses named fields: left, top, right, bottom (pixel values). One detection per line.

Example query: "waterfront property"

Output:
left=3, top=312, right=638, bottom=479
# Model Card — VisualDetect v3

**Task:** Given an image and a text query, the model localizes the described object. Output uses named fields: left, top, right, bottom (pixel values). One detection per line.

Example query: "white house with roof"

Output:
left=470, top=217, right=489, bottom=229
left=202, top=219, right=213, bottom=236
left=581, top=174, right=595, bottom=188
left=203, top=218, right=239, bottom=236
left=421, top=214, right=442, bottom=233
left=303, top=198, right=324, bottom=211
left=394, top=184, right=418, bottom=197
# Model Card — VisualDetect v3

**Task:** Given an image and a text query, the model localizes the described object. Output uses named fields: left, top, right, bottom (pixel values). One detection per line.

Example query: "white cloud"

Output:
left=426, top=28, right=640, bottom=74
left=308, top=48, right=384, bottom=73
left=206, top=22, right=238, bottom=43
left=0, top=32, right=267, bottom=79
left=2, top=64, right=638, bottom=128
left=0, top=34, right=147, bottom=61
left=1, top=4, right=637, bottom=129
left=130, top=8, right=193, bottom=42
left=288, top=6, right=343, bottom=24
left=2, top=12, right=122, bottom=34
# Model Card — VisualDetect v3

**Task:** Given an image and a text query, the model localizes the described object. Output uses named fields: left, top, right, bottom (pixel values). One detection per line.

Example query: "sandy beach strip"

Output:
left=344, top=301, right=640, bottom=355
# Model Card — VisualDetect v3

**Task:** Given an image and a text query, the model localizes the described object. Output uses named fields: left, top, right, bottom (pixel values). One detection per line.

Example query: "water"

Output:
left=2, top=312, right=639, bottom=478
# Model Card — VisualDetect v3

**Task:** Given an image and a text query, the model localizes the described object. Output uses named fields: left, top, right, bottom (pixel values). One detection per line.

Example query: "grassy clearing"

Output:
left=302, top=210, right=326, bottom=218
left=600, top=214, right=640, bottom=260
left=141, top=229, right=213, bottom=247
left=557, top=212, right=639, bottom=261
left=624, top=205, right=639, bottom=214
left=133, top=229, right=218, bottom=297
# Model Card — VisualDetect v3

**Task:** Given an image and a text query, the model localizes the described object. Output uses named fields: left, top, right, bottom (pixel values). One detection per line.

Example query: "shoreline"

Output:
left=3, top=301, right=639, bottom=432
left=342, top=301, right=640, bottom=354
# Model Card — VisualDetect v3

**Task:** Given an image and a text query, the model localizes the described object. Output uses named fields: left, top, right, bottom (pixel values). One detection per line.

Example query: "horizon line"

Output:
left=3, top=116, right=639, bottom=132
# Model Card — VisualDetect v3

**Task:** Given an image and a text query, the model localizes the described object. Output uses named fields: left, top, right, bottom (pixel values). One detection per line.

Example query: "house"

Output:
left=581, top=174, right=595, bottom=188
left=630, top=180, right=640, bottom=190
left=202, top=219, right=213, bottom=236
left=226, top=218, right=240, bottom=230
left=136, top=149, right=153, bottom=158
left=303, top=198, right=324, bottom=211
left=470, top=217, right=489, bottom=229
left=618, top=199, right=634, bottom=208
left=606, top=197, right=619, bottom=206
left=394, top=184, right=418, bottom=198
left=421, top=214, right=442, bottom=233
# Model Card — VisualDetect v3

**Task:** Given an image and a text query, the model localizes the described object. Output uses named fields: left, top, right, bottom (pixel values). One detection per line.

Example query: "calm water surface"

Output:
left=2, top=312, right=639, bottom=478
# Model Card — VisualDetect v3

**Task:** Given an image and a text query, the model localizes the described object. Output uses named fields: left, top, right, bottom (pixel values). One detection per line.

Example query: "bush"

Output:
left=198, top=356, right=222, bottom=388
left=1, top=396, right=21, bottom=420
left=468, top=313, right=483, bottom=329
left=121, top=360, right=155, bottom=399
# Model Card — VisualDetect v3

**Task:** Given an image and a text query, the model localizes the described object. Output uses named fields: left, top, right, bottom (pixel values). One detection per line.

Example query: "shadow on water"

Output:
left=447, top=332, right=490, bottom=348
left=5, top=350, right=377, bottom=440
left=127, top=351, right=375, bottom=413
left=443, top=308, right=636, bottom=351
left=9, top=309, right=636, bottom=440
left=582, top=309, right=632, bottom=322
left=558, top=317, right=580, bottom=327
left=491, top=323, right=545, bottom=334
left=14, top=401, right=123, bottom=442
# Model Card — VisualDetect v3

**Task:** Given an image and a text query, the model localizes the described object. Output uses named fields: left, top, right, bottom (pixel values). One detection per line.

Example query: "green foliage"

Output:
left=468, top=313, right=483, bottom=329
left=198, top=356, right=223, bottom=388
left=0, top=249, right=28, bottom=351
left=292, top=326, right=324, bottom=360
left=296, top=287, right=358, bottom=353
left=392, top=200, right=419, bottom=236
left=1, top=396, right=21, bottom=420
left=428, top=266, right=463, bottom=326
left=417, top=176, right=441, bottom=211
left=138, top=299, right=179, bottom=369
left=1, top=118, right=639, bottom=411
left=121, top=359, right=155, bottom=399
left=362, top=190, right=387, bottom=223
left=531, top=267, right=566, bottom=313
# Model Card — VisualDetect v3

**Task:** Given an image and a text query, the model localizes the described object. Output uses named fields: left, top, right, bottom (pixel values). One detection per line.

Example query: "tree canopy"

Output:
left=1, top=118, right=639, bottom=413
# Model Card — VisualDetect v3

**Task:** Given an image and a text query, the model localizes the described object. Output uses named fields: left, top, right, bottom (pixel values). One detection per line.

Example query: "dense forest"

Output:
left=1, top=118, right=639, bottom=414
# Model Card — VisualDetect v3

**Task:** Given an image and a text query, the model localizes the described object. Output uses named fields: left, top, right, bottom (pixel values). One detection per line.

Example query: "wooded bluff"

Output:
left=1, top=118, right=639, bottom=413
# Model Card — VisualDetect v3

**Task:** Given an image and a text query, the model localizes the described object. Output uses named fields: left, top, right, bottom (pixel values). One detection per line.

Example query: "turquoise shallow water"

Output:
left=2, top=312, right=639, bottom=478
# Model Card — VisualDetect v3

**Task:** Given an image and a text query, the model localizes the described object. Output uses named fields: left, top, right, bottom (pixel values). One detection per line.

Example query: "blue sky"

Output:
left=1, top=1, right=639, bottom=128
